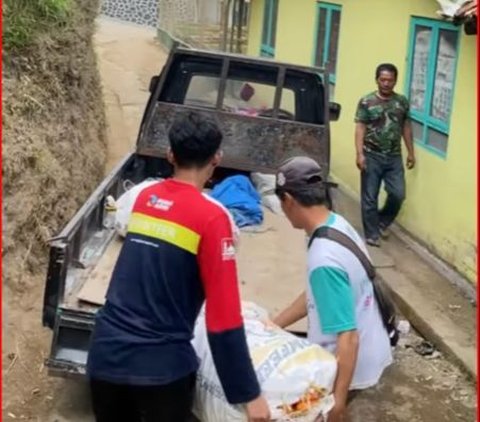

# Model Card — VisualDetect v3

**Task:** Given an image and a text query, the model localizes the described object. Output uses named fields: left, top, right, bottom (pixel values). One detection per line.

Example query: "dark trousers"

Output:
left=360, top=152, right=405, bottom=240
left=90, top=373, right=196, bottom=422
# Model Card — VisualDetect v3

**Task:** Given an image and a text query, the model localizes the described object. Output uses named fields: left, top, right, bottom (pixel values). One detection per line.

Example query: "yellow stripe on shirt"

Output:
left=128, top=212, right=201, bottom=255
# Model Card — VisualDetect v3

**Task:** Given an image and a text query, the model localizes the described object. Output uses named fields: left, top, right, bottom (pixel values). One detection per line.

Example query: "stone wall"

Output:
left=101, top=0, right=158, bottom=27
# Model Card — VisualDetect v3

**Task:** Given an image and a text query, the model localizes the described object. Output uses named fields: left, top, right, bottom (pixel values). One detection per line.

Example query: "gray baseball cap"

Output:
left=275, top=156, right=325, bottom=192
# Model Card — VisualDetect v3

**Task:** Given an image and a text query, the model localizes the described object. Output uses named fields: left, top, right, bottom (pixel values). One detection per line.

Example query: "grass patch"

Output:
left=3, top=0, right=71, bottom=51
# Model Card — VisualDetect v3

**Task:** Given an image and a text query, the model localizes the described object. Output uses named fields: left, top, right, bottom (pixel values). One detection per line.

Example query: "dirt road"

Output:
left=94, top=18, right=167, bottom=174
left=36, top=329, right=477, bottom=422
left=3, top=17, right=476, bottom=422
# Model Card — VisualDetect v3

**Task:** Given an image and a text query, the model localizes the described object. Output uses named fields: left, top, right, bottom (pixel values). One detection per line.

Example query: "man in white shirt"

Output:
left=272, top=156, right=392, bottom=422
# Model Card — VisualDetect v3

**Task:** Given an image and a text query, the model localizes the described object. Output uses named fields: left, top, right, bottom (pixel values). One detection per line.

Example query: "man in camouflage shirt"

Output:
left=354, top=63, right=415, bottom=247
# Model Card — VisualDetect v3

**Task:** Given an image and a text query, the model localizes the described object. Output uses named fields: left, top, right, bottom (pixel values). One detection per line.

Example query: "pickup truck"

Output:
left=42, top=45, right=341, bottom=377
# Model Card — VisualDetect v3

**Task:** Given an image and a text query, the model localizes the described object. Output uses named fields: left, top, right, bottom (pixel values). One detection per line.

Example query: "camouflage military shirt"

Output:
left=354, top=92, right=410, bottom=155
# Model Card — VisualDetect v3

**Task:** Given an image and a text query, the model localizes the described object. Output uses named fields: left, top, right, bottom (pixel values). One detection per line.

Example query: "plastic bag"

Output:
left=192, top=302, right=337, bottom=422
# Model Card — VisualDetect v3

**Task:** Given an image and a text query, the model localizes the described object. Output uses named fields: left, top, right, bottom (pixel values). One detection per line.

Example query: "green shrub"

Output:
left=3, top=0, right=71, bottom=50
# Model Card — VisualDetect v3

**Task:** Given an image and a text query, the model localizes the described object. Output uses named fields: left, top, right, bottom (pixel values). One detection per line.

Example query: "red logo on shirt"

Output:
left=221, top=238, right=236, bottom=261
left=146, top=195, right=174, bottom=211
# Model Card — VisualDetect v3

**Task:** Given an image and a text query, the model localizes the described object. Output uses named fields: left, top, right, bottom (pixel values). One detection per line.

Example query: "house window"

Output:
left=313, top=2, right=342, bottom=93
left=260, top=0, right=278, bottom=58
left=406, top=18, right=460, bottom=156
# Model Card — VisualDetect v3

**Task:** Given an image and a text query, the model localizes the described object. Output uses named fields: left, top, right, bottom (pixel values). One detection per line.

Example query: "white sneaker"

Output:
left=379, top=226, right=390, bottom=239
left=366, top=238, right=381, bottom=247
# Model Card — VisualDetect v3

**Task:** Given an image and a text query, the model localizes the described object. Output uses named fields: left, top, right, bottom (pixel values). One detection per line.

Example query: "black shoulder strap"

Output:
left=309, top=226, right=376, bottom=280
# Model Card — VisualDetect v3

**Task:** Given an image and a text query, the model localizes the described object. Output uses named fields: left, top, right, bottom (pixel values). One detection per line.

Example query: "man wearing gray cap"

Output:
left=272, top=156, right=392, bottom=422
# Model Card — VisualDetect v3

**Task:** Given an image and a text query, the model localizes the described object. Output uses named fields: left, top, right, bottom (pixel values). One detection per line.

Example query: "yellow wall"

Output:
left=247, top=0, right=477, bottom=282
left=248, top=0, right=317, bottom=63
left=247, top=0, right=264, bottom=57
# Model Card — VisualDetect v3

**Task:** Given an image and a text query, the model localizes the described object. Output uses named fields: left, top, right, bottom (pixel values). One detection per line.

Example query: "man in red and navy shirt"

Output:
left=87, top=111, right=270, bottom=422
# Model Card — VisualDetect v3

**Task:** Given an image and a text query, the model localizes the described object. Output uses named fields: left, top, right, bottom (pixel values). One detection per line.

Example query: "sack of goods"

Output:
left=192, top=302, right=337, bottom=422
left=112, top=178, right=240, bottom=244
left=114, top=179, right=162, bottom=237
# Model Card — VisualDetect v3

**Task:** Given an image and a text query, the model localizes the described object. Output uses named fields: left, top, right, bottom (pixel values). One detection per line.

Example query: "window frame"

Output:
left=312, top=2, right=342, bottom=85
left=405, top=17, right=461, bottom=158
left=260, top=0, right=278, bottom=58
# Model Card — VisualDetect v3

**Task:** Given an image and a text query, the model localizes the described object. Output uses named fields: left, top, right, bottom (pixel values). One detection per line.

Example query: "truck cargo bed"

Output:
left=237, top=210, right=307, bottom=332
left=63, top=208, right=308, bottom=331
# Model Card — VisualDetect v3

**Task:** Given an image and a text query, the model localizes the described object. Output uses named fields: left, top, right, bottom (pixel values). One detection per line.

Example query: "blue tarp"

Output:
left=210, top=175, right=263, bottom=228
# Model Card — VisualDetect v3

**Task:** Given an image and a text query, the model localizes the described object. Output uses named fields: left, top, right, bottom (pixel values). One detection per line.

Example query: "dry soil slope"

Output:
left=2, top=0, right=106, bottom=418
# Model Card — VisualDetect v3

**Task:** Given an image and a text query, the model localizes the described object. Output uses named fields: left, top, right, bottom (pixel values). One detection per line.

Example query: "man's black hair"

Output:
left=168, top=111, right=223, bottom=168
left=275, top=185, right=327, bottom=207
left=375, top=63, right=398, bottom=80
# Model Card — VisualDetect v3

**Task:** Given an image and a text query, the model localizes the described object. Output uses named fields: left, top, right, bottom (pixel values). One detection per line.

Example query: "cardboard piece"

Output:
left=77, top=237, right=123, bottom=306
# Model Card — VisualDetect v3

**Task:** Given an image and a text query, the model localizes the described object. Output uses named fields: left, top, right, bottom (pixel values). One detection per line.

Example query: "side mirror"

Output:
left=329, top=102, right=341, bottom=122
left=149, top=76, right=159, bottom=93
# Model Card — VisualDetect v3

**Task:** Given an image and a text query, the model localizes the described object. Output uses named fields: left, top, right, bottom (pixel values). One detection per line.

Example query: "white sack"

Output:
left=251, top=173, right=283, bottom=215
left=113, top=179, right=240, bottom=244
left=192, top=302, right=337, bottom=422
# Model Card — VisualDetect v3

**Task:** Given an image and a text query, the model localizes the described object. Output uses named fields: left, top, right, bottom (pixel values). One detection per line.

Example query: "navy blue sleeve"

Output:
left=199, top=214, right=260, bottom=404
left=208, top=327, right=261, bottom=404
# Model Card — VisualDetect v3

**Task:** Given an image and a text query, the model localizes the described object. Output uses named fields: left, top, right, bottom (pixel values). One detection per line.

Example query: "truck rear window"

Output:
left=158, top=53, right=326, bottom=125
left=185, top=75, right=296, bottom=120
